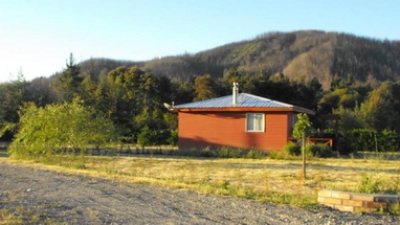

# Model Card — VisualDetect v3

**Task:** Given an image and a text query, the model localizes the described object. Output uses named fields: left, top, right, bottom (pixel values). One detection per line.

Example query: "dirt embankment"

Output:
left=0, top=160, right=399, bottom=225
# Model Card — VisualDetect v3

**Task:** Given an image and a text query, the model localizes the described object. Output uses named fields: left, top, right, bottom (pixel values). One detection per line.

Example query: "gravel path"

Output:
left=0, top=160, right=399, bottom=225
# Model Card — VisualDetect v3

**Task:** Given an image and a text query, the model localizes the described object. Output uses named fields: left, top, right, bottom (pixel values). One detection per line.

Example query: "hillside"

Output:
left=76, top=30, right=400, bottom=90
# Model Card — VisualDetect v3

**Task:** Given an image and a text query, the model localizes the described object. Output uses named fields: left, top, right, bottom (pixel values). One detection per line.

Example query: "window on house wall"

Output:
left=246, top=113, right=265, bottom=132
left=289, top=113, right=298, bottom=136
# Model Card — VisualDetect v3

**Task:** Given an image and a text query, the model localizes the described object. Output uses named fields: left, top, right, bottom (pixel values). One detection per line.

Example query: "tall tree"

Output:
left=25, top=77, right=56, bottom=107
left=194, top=74, right=218, bottom=101
left=359, top=81, right=400, bottom=131
left=0, top=71, right=28, bottom=140
left=95, top=66, right=170, bottom=142
left=57, top=53, right=83, bottom=102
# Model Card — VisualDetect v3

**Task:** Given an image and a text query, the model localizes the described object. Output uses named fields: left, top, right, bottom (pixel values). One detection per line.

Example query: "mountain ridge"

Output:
left=74, top=30, right=400, bottom=90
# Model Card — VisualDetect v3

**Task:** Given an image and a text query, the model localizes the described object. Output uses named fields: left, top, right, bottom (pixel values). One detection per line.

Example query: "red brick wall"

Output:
left=178, top=111, right=289, bottom=151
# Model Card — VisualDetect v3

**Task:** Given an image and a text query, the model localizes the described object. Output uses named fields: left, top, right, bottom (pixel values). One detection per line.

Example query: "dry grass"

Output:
left=0, top=190, right=66, bottom=225
left=1, top=155, right=399, bottom=208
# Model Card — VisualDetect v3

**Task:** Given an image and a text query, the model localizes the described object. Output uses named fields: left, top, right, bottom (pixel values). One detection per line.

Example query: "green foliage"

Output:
left=281, top=142, right=332, bottom=158
left=283, top=142, right=301, bottom=156
left=333, top=106, right=363, bottom=134
left=357, top=173, right=382, bottom=194
left=389, top=203, right=400, bottom=216
left=217, top=146, right=243, bottom=158
left=137, top=126, right=169, bottom=147
left=172, top=147, right=267, bottom=159
left=194, top=74, right=218, bottom=101
left=56, top=53, right=83, bottom=102
left=0, top=122, right=16, bottom=139
left=229, top=41, right=263, bottom=63
left=0, top=77, right=28, bottom=140
left=346, top=129, right=399, bottom=152
left=305, top=143, right=332, bottom=158
left=167, top=129, right=178, bottom=146
left=217, top=147, right=267, bottom=158
left=245, top=150, right=267, bottom=159
left=8, top=99, right=117, bottom=159
left=94, top=66, right=171, bottom=142
left=359, top=81, right=400, bottom=132
left=292, top=113, right=313, bottom=139
left=355, top=170, right=400, bottom=195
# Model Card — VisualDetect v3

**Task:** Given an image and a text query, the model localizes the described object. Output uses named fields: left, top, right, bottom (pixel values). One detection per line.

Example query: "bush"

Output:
left=336, top=136, right=353, bottom=155
left=357, top=173, right=382, bottom=194
left=137, top=126, right=156, bottom=147
left=167, top=129, right=178, bottom=146
left=137, top=127, right=170, bottom=147
left=173, top=147, right=267, bottom=159
left=8, top=100, right=116, bottom=159
left=245, top=150, right=267, bottom=159
left=283, top=142, right=301, bottom=156
left=217, top=147, right=247, bottom=158
left=346, top=129, right=399, bottom=152
left=306, top=143, right=333, bottom=158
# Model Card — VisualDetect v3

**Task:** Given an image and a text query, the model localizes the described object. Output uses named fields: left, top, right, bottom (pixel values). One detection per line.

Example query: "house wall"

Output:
left=178, top=111, right=290, bottom=151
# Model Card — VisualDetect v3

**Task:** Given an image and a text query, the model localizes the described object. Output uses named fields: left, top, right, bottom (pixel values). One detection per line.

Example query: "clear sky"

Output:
left=1, top=0, right=399, bottom=83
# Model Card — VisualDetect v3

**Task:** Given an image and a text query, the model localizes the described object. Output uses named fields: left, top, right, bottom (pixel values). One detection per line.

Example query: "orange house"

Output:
left=172, top=83, right=315, bottom=151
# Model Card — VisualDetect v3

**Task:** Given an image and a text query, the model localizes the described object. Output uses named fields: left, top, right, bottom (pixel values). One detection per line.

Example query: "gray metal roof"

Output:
left=173, top=93, right=296, bottom=109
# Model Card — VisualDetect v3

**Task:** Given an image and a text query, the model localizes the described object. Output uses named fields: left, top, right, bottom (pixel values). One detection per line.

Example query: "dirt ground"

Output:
left=0, top=160, right=399, bottom=225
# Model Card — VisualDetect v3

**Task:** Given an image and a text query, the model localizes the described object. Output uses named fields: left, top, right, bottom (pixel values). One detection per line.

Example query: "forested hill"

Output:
left=75, top=31, right=400, bottom=89
left=78, top=30, right=400, bottom=90
left=142, top=30, right=400, bottom=89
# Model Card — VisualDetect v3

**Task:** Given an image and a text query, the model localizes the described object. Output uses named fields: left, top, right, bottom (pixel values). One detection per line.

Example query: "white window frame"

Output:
left=246, top=113, right=265, bottom=132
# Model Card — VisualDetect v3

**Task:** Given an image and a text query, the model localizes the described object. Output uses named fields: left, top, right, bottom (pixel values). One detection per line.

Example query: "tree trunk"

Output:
left=302, top=135, right=306, bottom=179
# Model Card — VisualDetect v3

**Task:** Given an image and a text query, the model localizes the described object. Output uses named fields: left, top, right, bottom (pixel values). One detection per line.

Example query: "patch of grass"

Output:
left=355, top=171, right=400, bottom=195
left=0, top=208, right=24, bottom=225
left=0, top=206, right=66, bottom=225
left=357, top=172, right=382, bottom=194
left=389, top=202, right=400, bottom=216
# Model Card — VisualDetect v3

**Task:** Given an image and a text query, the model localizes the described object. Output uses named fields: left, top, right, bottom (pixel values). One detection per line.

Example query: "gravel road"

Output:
left=0, top=160, right=399, bottom=225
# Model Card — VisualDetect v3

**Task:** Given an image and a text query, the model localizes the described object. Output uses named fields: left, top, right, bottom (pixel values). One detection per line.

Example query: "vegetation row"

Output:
left=2, top=51, right=400, bottom=154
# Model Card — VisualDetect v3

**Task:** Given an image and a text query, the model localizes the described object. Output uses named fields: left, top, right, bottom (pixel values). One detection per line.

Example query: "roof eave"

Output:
left=292, top=106, right=316, bottom=115
left=172, top=107, right=315, bottom=115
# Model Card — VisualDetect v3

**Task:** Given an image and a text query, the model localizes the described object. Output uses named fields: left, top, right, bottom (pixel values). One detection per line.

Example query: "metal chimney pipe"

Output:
left=232, top=82, right=239, bottom=105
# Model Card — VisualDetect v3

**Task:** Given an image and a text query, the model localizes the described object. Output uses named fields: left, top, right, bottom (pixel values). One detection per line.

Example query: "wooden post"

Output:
left=302, top=135, right=306, bottom=179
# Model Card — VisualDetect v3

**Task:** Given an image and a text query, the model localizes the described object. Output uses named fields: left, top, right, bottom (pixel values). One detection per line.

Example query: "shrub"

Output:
left=357, top=173, right=382, bottom=194
left=200, top=147, right=214, bottom=157
left=137, top=126, right=155, bottom=147
left=8, top=100, right=116, bottom=159
left=336, top=136, right=353, bottom=155
left=346, top=129, right=399, bottom=152
left=283, top=142, right=301, bottom=156
left=217, top=147, right=245, bottom=158
left=137, top=127, right=170, bottom=147
left=217, top=146, right=231, bottom=158
left=306, top=143, right=333, bottom=158
left=245, top=150, right=267, bottom=159
left=173, top=147, right=267, bottom=159
left=167, top=129, right=178, bottom=146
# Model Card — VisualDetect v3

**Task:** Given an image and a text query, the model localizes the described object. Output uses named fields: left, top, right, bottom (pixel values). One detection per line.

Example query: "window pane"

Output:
left=246, top=113, right=264, bottom=132
left=254, top=114, right=262, bottom=131
left=247, top=114, right=254, bottom=130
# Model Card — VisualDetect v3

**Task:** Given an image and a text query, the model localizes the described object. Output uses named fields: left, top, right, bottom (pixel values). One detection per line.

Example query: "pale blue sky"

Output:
left=1, top=0, right=399, bottom=83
